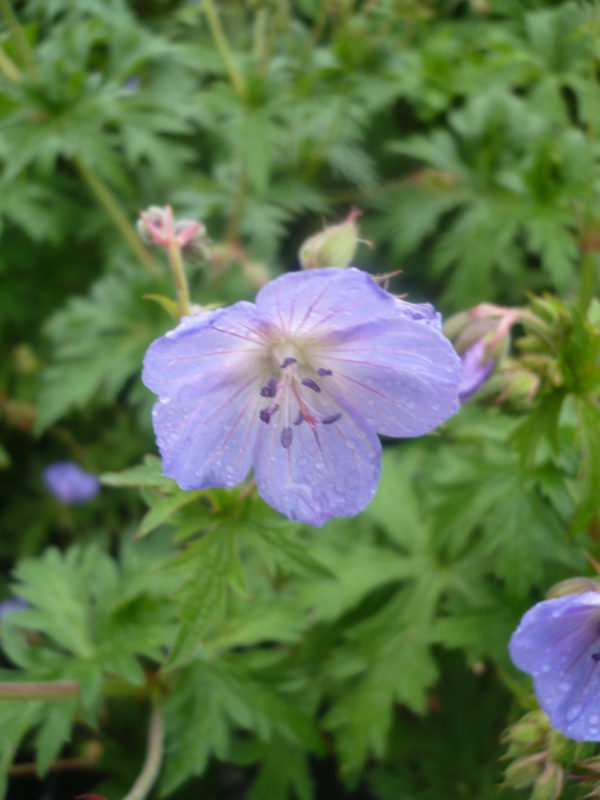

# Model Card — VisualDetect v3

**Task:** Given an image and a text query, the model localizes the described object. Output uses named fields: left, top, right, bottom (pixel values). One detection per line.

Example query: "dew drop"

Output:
left=567, top=704, right=582, bottom=722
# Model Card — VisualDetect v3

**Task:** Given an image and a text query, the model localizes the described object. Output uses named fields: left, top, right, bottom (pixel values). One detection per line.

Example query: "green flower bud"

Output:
left=299, top=209, right=361, bottom=270
left=497, top=367, right=540, bottom=404
left=504, top=754, right=546, bottom=789
left=547, top=577, right=600, bottom=600
left=505, top=711, right=550, bottom=747
left=532, top=762, right=564, bottom=800
left=548, top=729, right=573, bottom=762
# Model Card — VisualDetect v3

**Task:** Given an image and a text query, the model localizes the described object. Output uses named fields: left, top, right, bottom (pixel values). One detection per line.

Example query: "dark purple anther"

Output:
left=260, top=378, right=278, bottom=398
left=592, top=652, right=600, bottom=662
left=259, top=409, right=271, bottom=424
left=281, top=427, right=293, bottom=448
left=321, top=413, right=342, bottom=425
left=293, top=411, right=304, bottom=425
left=301, top=378, right=321, bottom=393
left=281, top=357, right=297, bottom=368
left=318, top=368, right=332, bottom=377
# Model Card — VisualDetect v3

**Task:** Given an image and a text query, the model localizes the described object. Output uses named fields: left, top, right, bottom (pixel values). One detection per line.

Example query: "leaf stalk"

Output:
left=72, top=155, right=160, bottom=276
left=203, top=0, right=247, bottom=99
left=0, top=680, right=80, bottom=700
left=122, top=701, right=164, bottom=800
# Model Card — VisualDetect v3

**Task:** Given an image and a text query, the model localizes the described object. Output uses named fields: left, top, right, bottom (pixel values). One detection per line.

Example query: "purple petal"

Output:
left=0, top=597, right=27, bottom=623
left=317, top=318, right=460, bottom=437
left=395, top=298, right=443, bottom=331
left=152, top=372, right=265, bottom=490
left=43, top=462, right=99, bottom=504
left=253, top=395, right=381, bottom=527
left=509, top=593, right=600, bottom=741
left=142, top=302, right=273, bottom=400
left=255, top=268, right=397, bottom=338
left=458, top=340, right=495, bottom=402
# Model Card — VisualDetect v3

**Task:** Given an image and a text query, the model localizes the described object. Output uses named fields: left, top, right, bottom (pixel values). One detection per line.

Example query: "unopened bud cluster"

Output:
left=502, top=711, right=569, bottom=800
left=137, top=205, right=210, bottom=257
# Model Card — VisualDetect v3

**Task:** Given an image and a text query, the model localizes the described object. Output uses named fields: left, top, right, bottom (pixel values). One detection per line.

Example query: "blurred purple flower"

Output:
left=0, top=597, right=27, bottom=623
left=458, top=339, right=495, bottom=402
left=143, top=268, right=460, bottom=526
left=509, top=592, right=600, bottom=741
left=123, top=76, right=140, bottom=91
left=43, top=462, right=100, bottom=504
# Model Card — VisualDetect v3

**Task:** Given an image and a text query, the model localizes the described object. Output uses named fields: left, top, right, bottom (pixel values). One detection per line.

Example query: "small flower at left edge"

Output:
left=43, top=462, right=100, bottom=504
left=142, top=268, right=461, bottom=526
left=509, top=591, right=600, bottom=742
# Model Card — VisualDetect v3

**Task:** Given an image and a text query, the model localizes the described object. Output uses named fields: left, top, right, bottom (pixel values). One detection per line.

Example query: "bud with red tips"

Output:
left=137, top=206, right=208, bottom=255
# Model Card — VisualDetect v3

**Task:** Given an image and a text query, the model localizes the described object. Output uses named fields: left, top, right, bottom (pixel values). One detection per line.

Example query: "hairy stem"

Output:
left=122, top=703, right=164, bottom=800
left=203, top=0, right=247, bottom=99
left=73, top=156, right=159, bottom=276
left=0, top=680, right=80, bottom=700
left=167, top=242, right=191, bottom=319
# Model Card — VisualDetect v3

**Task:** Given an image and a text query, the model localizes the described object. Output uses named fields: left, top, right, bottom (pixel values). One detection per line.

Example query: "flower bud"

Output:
left=496, top=366, right=540, bottom=404
left=444, top=303, right=519, bottom=402
left=505, top=711, right=550, bottom=747
left=546, top=577, right=600, bottom=600
left=457, top=339, right=496, bottom=402
left=137, top=206, right=208, bottom=252
left=504, top=753, right=546, bottom=789
left=299, top=209, right=361, bottom=270
left=532, top=762, right=564, bottom=800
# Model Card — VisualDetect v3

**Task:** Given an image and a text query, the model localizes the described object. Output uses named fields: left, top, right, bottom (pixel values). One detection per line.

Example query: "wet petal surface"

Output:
left=316, top=318, right=460, bottom=437
left=255, top=268, right=397, bottom=338
left=254, top=391, right=381, bottom=526
left=510, top=593, right=600, bottom=741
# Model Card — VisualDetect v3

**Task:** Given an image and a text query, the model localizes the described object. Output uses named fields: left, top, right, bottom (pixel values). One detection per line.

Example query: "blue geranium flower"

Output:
left=43, top=462, right=100, bottom=504
left=510, top=592, right=600, bottom=741
left=142, top=268, right=461, bottom=526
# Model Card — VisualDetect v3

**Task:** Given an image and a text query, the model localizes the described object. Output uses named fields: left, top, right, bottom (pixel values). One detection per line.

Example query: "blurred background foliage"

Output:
left=1, top=1, right=600, bottom=798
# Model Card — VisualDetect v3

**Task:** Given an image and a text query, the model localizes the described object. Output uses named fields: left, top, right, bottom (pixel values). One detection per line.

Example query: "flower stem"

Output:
left=0, top=44, right=21, bottom=82
left=122, top=702, right=164, bottom=800
left=580, top=251, right=598, bottom=312
left=167, top=242, right=191, bottom=319
left=203, top=0, right=247, bottom=99
left=0, top=680, right=80, bottom=700
left=72, top=155, right=160, bottom=276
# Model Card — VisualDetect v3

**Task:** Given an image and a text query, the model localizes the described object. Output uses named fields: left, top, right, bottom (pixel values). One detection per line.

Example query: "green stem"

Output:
left=122, top=702, right=164, bottom=800
left=253, top=7, right=270, bottom=76
left=73, top=155, right=159, bottom=276
left=0, top=0, right=38, bottom=79
left=0, top=680, right=80, bottom=700
left=203, top=0, right=247, bottom=99
left=580, top=250, right=598, bottom=312
left=580, top=0, right=599, bottom=307
left=167, top=242, right=191, bottom=319
left=0, top=44, right=21, bottom=82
